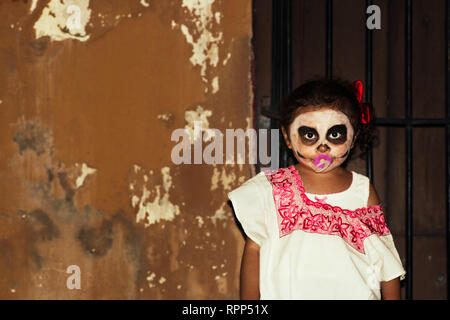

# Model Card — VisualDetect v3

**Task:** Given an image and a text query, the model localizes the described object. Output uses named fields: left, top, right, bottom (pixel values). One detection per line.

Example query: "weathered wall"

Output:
left=0, top=0, right=253, bottom=299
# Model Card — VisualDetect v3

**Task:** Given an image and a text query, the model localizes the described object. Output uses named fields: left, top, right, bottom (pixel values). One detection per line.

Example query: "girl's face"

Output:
left=283, top=107, right=355, bottom=173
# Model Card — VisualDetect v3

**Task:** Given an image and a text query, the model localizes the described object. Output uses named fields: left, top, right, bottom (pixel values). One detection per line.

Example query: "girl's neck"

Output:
left=293, top=163, right=352, bottom=195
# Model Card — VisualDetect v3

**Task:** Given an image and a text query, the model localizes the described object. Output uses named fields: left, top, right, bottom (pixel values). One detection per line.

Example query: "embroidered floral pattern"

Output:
left=264, top=166, right=390, bottom=254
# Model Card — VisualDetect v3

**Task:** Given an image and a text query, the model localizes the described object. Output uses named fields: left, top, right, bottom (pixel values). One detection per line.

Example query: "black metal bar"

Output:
left=270, top=0, right=292, bottom=168
left=446, top=0, right=450, bottom=300
left=326, top=0, right=333, bottom=79
left=283, top=0, right=292, bottom=96
left=271, top=0, right=280, bottom=114
left=405, top=0, right=413, bottom=300
left=281, top=0, right=292, bottom=167
left=366, top=0, right=374, bottom=183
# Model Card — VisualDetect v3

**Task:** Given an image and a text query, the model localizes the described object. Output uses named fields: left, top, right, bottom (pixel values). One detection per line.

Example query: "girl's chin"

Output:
left=296, top=158, right=339, bottom=173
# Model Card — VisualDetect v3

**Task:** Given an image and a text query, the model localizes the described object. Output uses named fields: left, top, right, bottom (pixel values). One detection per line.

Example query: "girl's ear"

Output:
left=281, top=125, right=292, bottom=150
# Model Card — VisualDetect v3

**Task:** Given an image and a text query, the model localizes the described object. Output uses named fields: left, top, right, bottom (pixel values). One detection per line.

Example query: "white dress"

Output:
left=228, top=165, right=406, bottom=300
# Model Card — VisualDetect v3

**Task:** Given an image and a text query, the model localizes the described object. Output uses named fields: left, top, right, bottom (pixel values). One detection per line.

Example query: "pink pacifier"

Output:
left=314, top=154, right=333, bottom=171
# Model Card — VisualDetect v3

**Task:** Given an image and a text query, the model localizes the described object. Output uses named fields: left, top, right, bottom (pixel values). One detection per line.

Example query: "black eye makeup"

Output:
left=298, top=126, right=319, bottom=145
left=326, top=124, right=347, bottom=144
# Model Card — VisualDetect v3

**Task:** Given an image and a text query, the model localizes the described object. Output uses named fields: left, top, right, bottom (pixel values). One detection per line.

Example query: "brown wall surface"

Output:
left=0, top=0, right=253, bottom=299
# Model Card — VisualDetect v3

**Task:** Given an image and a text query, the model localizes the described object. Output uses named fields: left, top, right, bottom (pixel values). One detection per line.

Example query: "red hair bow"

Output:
left=352, top=80, right=371, bottom=124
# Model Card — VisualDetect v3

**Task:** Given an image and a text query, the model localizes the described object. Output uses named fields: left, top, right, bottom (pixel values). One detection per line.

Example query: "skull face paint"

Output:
left=287, top=108, right=355, bottom=173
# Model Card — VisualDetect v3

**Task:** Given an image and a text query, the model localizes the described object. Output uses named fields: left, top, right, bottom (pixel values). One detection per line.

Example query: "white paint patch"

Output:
left=33, top=0, right=91, bottom=42
left=131, top=195, right=139, bottom=207
left=220, top=167, right=236, bottom=190
left=210, top=165, right=238, bottom=192
left=211, top=76, right=219, bottom=94
left=211, top=202, right=229, bottom=226
left=30, top=0, right=38, bottom=13
left=215, top=12, right=221, bottom=24
left=175, top=0, right=223, bottom=84
left=133, top=166, right=180, bottom=227
left=157, top=113, right=172, bottom=121
left=210, top=165, right=220, bottom=191
left=184, top=105, right=214, bottom=143
left=195, top=216, right=204, bottom=227
left=140, top=0, right=150, bottom=8
left=75, top=163, right=97, bottom=188
left=223, top=52, right=231, bottom=66
left=146, top=272, right=156, bottom=288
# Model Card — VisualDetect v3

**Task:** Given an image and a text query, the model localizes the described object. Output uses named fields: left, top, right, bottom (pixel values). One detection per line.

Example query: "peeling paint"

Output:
left=210, top=165, right=220, bottom=191
left=195, top=216, right=204, bottom=228
left=174, top=0, right=223, bottom=87
left=211, top=76, right=219, bottom=94
left=30, top=0, right=38, bottom=13
left=223, top=52, right=231, bottom=66
left=211, top=202, right=229, bottom=226
left=140, top=0, right=150, bottom=8
left=157, top=113, right=172, bottom=121
left=220, top=167, right=236, bottom=191
left=211, top=165, right=242, bottom=192
left=214, top=12, right=221, bottom=24
left=132, top=166, right=180, bottom=227
left=33, top=0, right=92, bottom=42
left=184, top=105, right=213, bottom=143
left=146, top=272, right=156, bottom=288
left=75, top=163, right=97, bottom=189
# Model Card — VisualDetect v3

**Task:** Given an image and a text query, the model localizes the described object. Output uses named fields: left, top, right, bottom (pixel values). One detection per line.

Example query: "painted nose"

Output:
left=317, top=143, right=330, bottom=153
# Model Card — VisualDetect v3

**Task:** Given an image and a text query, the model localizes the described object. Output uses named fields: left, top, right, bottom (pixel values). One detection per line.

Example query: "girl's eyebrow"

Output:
left=327, top=124, right=347, bottom=130
left=298, top=126, right=319, bottom=133
left=296, top=123, right=346, bottom=131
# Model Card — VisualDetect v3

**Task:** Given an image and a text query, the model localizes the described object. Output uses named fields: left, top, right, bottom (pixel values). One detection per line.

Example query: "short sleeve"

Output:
left=227, top=176, right=268, bottom=246
left=365, top=234, right=407, bottom=282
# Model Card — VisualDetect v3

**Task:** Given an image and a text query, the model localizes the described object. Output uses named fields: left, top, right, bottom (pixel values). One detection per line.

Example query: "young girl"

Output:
left=228, top=78, right=406, bottom=300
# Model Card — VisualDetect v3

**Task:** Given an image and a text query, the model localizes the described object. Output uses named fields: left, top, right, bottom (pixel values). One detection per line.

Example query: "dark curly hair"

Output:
left=279, top=77, right=378, bottom=159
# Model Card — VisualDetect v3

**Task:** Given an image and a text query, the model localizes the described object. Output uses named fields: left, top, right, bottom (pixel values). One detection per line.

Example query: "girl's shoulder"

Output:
left=227, top=169, right=275, bottom=246
left=348, top=170, right=371, bottom=191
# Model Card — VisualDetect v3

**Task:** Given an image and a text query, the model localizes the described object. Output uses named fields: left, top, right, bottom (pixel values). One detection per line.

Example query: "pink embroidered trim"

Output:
left=314, top=196, right=328, bottom=205
left=263, top=166, right=390, bottom=254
